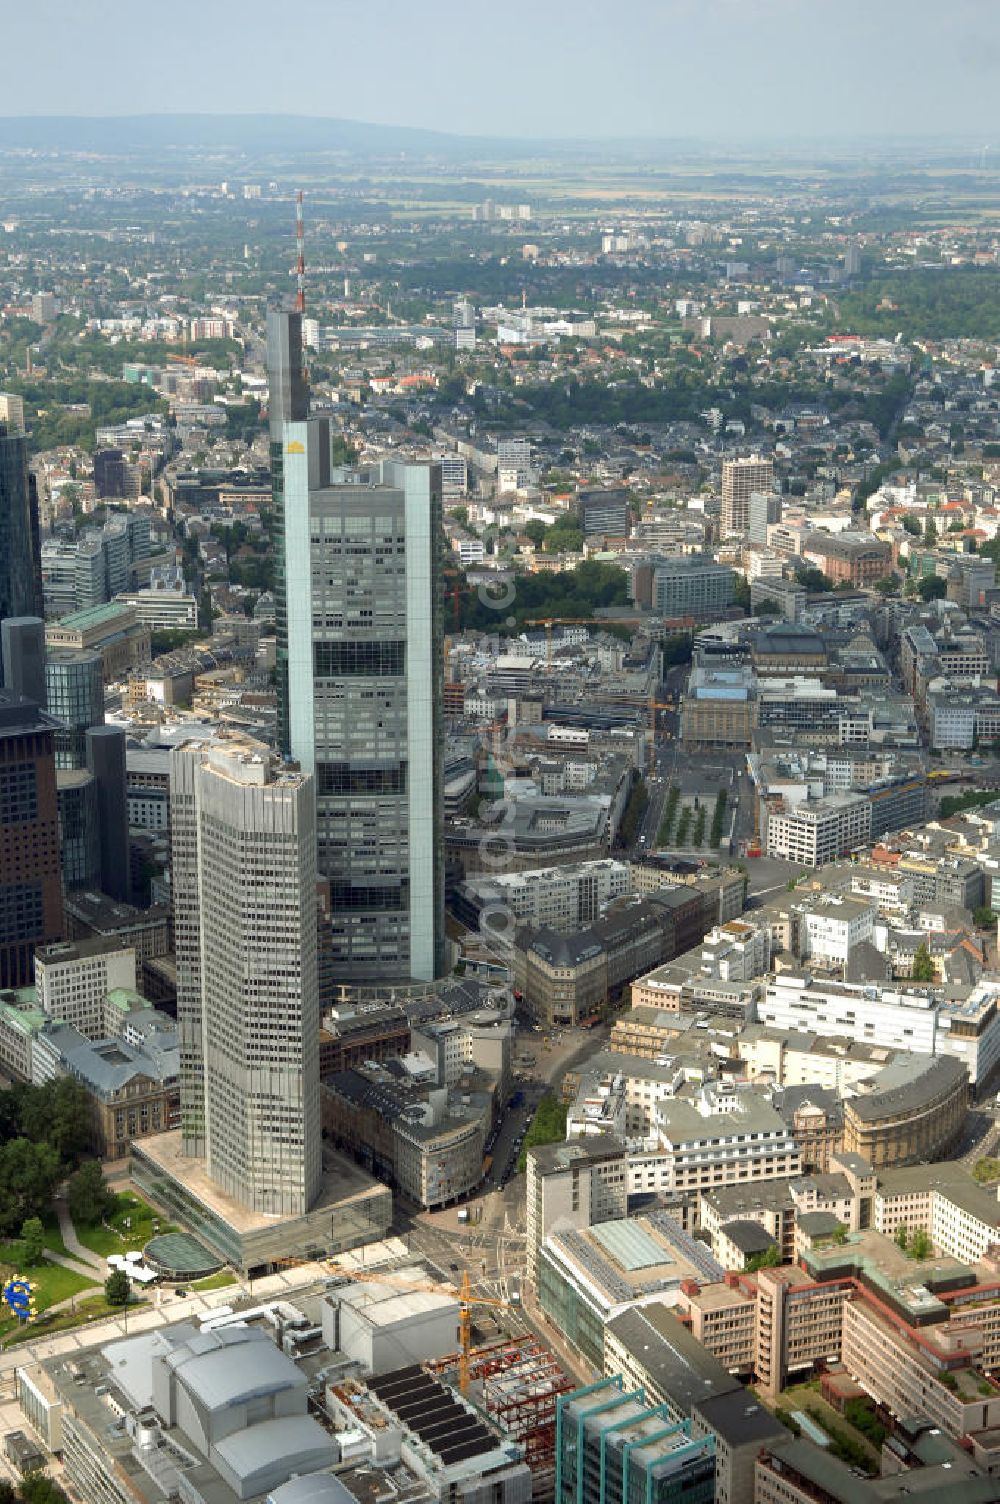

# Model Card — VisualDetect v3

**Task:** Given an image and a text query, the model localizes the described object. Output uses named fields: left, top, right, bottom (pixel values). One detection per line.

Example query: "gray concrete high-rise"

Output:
left=268, top=309, right=445, bottom=984
left=0, top=423, right=43, bottom=684
left=170, top=733, right=321, bottom=1218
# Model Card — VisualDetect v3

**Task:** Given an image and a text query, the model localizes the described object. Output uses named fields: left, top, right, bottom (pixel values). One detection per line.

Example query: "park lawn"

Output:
left=2, top=1290, right=142, bottom=1346
left=40, top=1210, right=71, bottom=1259
left=71, top=1192, right=174, bottom=1258
left=190, top=1270, right=237, bottom=1292
left=0, top=1256, right=97, bottom=1342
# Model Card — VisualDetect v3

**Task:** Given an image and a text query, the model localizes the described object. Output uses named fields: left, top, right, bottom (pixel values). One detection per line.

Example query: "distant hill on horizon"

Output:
left=0, top=112, right=560, bottom=158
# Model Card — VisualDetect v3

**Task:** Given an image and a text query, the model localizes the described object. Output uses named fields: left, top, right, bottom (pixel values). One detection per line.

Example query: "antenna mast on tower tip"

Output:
left=295, top=190, right=305, bottom=313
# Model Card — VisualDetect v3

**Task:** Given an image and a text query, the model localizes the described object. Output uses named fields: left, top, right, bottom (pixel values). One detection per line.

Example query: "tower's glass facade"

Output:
left=0, top=425, right=42, bottom=683
left=46, top=649, right=104, bottom=769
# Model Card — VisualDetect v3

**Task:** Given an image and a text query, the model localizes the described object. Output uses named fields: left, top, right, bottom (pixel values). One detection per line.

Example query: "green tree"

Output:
left=67, top=1160, right=115, bottom=1227
left=901, top=514, right=921, bottom=536
left=746, top=1245, right=781, bottom=1273
left=912, top=942, right=936, bottom=982
left=19, top=1077, right=92, bottom=1166
left=543, top=517, right=584, bottom=554
left=523, top=519, right=548, bottom=547
left=448, top=506, right=470, bottom=529
left=923, top=519, right=938, bottom=546
left=0, top=1139, right=62, bottom=1236
left=974, top=906, right=998, bottom=930
left=19, top=1477, right=71, bottom=1504
left=798, top=567, right=833, bottom=593
left=18, top=1216, right=46, bottom=1267
left=895, top=1224, right=908, bottom=1251
left=105, top=1268, right=131, bottom=1307
left=910, top=1228, right=933, bottom=1260
left=917, top=574, right=947, bottom=602
left=873, top=575, right=900, bottom=596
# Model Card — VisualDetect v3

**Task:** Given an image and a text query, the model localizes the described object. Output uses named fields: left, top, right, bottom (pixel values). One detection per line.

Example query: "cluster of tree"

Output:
left=911, top=942, right=936, bottom=983
left=938, top=788, right=1000, bottom=820
left=841, top=270, right=1000, bottom=340
left=0, top=1473, right=72, bottom=1504
left=710, top=791, right=728, bottom=847
left=523, top=516, right=585, bottom=554
left=150, top=627, right=201, bottom=656
left=458, top=559, right=629, bottom=632
left=517, top=1095, right=568, bottom=1172
left=0, top=1078, right=92, bottom=1238
left=895, top=1224, right=933, bottom=1259
left=6, top=375, right=169, bottom=454
left=661, top=633, right=693, bottom=667
left=617, top=779, right=649, bottom=848
left=224, top=400, right=262, bottom=443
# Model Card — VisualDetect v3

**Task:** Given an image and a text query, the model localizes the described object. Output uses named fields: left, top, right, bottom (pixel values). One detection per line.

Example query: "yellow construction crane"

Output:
left=325, top=1262, right=519, bottom=1393
left=647, top=695, right=676, bottom=774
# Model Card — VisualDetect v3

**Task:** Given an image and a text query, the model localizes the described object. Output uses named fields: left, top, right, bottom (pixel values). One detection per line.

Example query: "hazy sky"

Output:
left=5, top=0, right=999, bottom=140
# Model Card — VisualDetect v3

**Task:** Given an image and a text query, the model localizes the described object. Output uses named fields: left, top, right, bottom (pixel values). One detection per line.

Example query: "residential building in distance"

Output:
left=721, top=455, right=773, bottom=536
left=0, top=690, right=64, bottom=989
left=576, top=487, right=631, bottom=537
left=650, top=555, right=736, bottom=617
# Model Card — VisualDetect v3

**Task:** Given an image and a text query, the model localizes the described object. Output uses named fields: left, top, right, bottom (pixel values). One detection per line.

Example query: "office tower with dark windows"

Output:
left=46, top=648, right=104, bottom=768
left=1, top=616, right=46, bottom=708
left=268, top=309, right=445, bottom=984
left=721, top=455, right=774, bottom=538
left=86, top=725, right=130, bottom=903
left=0, top=422, right=43, bottom=684
left=0, top=690, right=64, bottom=989
left=170, top=732, right=321, bottom=1217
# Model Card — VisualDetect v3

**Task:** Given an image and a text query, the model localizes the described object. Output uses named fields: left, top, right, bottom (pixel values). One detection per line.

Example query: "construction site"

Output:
left=323, top=1256, right=574, bottom=1497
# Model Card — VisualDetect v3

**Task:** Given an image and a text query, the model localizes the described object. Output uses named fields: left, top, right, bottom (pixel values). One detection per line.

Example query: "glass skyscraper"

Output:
left=267, top=310, right=445, bottom=984
left=46, top=649, right=104, bottom=768
left=0, top=423, right=43, bottom=684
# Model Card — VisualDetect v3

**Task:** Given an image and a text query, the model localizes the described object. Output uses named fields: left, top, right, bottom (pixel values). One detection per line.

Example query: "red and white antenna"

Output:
left=295, top=190, right=306, bottom=313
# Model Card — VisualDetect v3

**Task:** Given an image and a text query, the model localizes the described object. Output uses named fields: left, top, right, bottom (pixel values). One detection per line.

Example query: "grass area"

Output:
left=657, top=786, right=679, bottom=845
left=190, top=1270, right=238, bottom=1292
left=1, top=1290, right=141, bottom=1346
left=517, top=1095, right=568, bottom=1172
left=71, top=1191, right=174, bottom=1258
left=771, top=1382, right=879, bottom=1475
left=39, top=1210, right=70, bottom=1259
left=0, top=1256, right=97, bottom=1342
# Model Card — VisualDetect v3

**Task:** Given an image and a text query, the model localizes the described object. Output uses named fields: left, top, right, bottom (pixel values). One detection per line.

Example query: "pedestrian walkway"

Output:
left=42, top=1247, right=100, bottom=1282
left=53, top=1195, right=106, bottom=1273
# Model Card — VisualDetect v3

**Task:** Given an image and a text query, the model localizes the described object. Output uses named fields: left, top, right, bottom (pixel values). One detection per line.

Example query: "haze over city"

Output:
left=2, top=0, right=999, bottom=139
left=7, top=10, right=1000, bottom=1504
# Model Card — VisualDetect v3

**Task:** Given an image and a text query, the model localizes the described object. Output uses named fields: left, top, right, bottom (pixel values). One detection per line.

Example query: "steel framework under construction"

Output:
left=426, top=1334, right=574, bottom=1494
